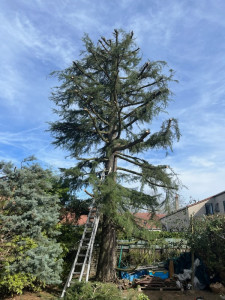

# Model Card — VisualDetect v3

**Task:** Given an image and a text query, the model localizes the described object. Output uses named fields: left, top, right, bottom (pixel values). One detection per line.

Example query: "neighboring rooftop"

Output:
left=161, top=190, right=225, bottom=219
left=61, top=211, right=166, bottom=229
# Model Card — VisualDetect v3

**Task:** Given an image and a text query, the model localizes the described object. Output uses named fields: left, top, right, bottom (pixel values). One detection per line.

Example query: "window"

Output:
left=205, top=203, right=213, bottom=215
left=215, top=203, right=220, bottom=213
left=223, top=201, right=225, bottom=212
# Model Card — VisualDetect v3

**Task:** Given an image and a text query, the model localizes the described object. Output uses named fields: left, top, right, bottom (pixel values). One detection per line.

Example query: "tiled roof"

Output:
left=60, top=212, right=88, bottom=226
left=134, top=212, right=166, bottom=229
left=134, top=212, right=166, bottom=220
left=61, top=211, right=165, bottom=229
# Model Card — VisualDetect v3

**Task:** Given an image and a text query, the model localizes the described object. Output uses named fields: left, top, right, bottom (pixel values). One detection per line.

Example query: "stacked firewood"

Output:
left=132, top=275, right=180, bottom=290
left=117, top=279, right=133, bottom=290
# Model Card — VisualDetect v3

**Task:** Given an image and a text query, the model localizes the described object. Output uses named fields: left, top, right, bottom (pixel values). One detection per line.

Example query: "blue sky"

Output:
left=0, top=0, right=225, bottom=204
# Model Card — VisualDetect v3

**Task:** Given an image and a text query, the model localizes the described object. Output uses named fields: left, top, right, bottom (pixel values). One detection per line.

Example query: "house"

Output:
left=134, top=212, right=166, bottom=231
left=61, top=211, right=165, bottom=230
left=60, top=212, right=88, bottom=225
left=160, top=190, right=225, bottom=231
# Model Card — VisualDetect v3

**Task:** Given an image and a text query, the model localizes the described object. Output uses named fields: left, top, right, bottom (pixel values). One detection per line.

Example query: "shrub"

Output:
left=187, top=215, right=225, bottom=282
left=64, top=281, right=147, bottom=300
left=0, top=158, right=63, bottom=294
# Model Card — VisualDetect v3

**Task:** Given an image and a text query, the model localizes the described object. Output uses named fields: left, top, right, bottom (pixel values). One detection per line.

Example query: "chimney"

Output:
left=175, top=194, right=179, bottom=210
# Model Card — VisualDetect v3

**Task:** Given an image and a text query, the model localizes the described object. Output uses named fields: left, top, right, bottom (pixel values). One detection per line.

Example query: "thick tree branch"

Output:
left=122, top=102, right=146, bottom=122
left=116, top=153, right=168, bottom=172
left=126, top=78, right=163, bottom=95
left=99, top=39, right=110, bottom=53
left=77, top=157, right=102, bottom=161
left=101, top=37, right=111, bottom=47
left=84, top=189, right=94, bottom=198
left=117, top=152, right=168, bottom=168
left=84, top=108, right=109, bottom=143
left=73, top=61, right=97, bottom=83
left=114, top=130, right=150, bottom=152
left=117, top=167, right=175, bottom=189
left=90, top=49, right=110, bottom=80
left=121, top=100, right=144, bottom=109
left=137, top=62, right=149, bottom=79
left=122, top=90, right=161, bottom=123
left=87, top=103, right=110, bottom=126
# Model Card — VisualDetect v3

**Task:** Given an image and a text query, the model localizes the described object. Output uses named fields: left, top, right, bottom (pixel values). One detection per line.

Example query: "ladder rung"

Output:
left=60, top=202, right=99, bottom=298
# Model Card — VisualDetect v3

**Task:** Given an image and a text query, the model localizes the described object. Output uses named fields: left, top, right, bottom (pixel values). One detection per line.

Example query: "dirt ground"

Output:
left=2, top=289, right=223, bottom=300
left=2, top=291, right=57, bottom=300
left=143, top=289, right=223, bottom=300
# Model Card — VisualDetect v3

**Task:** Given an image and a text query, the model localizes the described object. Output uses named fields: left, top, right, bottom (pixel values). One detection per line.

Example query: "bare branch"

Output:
left=99, top=39, right=110, bottom=53
left=77, top=157, right=98, bottom=161
left=84, top=189, right=94, bottom=198
left=101, top=37, right=111, bottom=47
left=138, top=62, right=149, bottom=79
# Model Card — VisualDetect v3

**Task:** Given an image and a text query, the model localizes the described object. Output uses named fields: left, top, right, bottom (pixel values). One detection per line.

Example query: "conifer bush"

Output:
left=0, top=157, right=63, bottom=294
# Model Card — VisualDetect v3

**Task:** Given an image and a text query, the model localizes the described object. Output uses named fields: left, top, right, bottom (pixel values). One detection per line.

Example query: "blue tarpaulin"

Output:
left=121, top=269, right=149, bottom=282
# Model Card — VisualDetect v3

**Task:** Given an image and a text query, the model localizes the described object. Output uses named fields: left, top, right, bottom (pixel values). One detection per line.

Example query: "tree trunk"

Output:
left=96, top=154, right=117, bottom=281
left=96, top=214, right=117, bottom=281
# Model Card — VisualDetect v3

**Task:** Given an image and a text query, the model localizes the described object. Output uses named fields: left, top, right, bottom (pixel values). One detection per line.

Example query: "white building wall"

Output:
left=161, top=191, right=225, bottom=231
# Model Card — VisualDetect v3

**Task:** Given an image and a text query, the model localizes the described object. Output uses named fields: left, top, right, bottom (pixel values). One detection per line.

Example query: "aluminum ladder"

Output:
left=61, top=203, right=100, bottom=298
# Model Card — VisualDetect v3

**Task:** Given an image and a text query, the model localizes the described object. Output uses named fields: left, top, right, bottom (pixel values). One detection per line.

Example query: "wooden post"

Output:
left=169, top=260, right=174, bottom=279
left=191, top=215, right=195, bottom=290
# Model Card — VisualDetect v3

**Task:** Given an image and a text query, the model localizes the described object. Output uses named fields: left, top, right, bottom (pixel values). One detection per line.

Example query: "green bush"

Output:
left=63, top=281, right=148, bottom=300
left=64, top=281, right=122, bottom=300
left=137, top=294, right=149, bottom=300
left=186, top=215, right=225, bottom=281
left=0, top=159, right=62, bottom=295
left=0, top=272, right=40, bottom=295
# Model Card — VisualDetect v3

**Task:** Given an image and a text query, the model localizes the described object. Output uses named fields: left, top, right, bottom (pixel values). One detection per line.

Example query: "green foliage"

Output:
left=0, top=272, right=40, bottom=295
left=50, top=29, right=180, bottom=217
left=186, top=215, right=225, bottom=276
left=118, top=226, right=185, bottom=241
left=64, top=281, right=123, bottom=300
left=57, top=224, right=83, bottom=280
left=50, top=29, right=180, bottom=278
left=137, top=294, right=149, bottom=300
left=63, top=281, right=146, bottom=300
left=0, top=158, right=63, bottom=294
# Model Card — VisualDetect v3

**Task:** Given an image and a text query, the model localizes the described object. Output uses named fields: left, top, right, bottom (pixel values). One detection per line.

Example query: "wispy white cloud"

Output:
left=0, top=0, right=225, bottom=204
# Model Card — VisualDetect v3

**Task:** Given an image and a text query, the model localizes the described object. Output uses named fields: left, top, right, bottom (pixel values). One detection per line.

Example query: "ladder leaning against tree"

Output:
left=60, top=200, right=100, bottom=298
